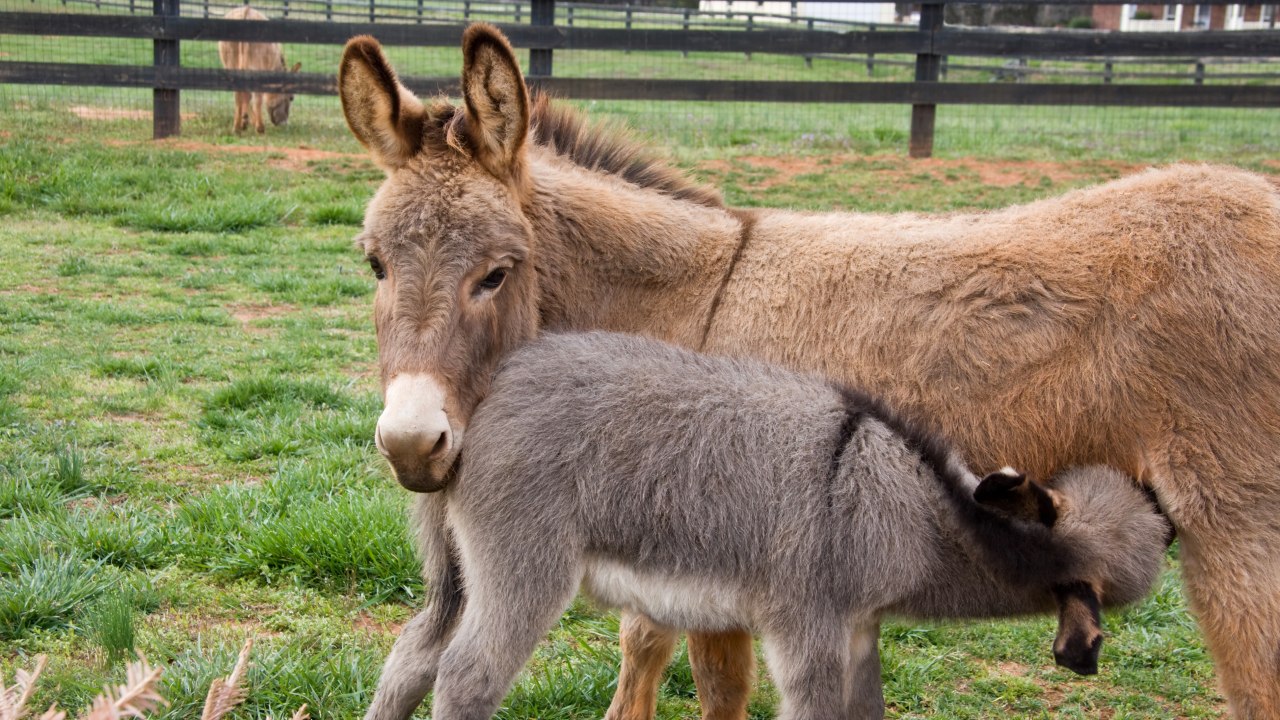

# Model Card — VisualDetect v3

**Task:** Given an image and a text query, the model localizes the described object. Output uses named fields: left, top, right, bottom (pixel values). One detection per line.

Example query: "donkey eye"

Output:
left=476, top=268, right=507, bottom=293
left=368, top=256, right=386, bottom=281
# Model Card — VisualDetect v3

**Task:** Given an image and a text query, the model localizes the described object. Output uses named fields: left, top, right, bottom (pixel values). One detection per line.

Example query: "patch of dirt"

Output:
left=67, top=494, right=128, bottom=511
left=993, top=660, right=1030, bottom=677
left=71, top=105, right=197, bottom=121
left=0, top=283, right=58, bottom=296
left=159, top=139, right=368, bottom=172
left=353, top=611, right=405, bottom=637
left=229, top=302, right=296, bottom=331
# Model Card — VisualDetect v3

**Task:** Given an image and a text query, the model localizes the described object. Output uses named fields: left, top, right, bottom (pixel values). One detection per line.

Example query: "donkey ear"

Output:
left=974, top=468, right=1059, bottom=527
left=290, top=61, right=301, bottom=73
left=339, top=35, right=426, bottom=171
left=460, top=23, right=530, bottom=183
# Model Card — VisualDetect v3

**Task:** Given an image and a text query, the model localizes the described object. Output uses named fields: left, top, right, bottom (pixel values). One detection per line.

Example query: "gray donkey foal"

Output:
left=382, top=332, right=1169, bottom=720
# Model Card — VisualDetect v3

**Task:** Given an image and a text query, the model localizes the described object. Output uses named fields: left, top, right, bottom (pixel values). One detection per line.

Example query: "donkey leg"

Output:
left=251, top=93, right=265, bottom=134
left=232, top=91, right=249, bottom=133
left=688, top=629, right=754, bottom=720
left=761, top=621, right=848, bottom=720
left=604, top=611, right=679, bottom=720
left=364, top=609, right=452, bottom=720
left=844, top=620, right=884, bottom=720
left=1177, top=514, right=1280, bottom=719
left=431, top=571, right=578, bottom=720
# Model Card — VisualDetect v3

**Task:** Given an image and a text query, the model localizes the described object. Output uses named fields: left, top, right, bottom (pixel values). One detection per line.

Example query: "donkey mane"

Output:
left=527, top=92, right=724, bottom=208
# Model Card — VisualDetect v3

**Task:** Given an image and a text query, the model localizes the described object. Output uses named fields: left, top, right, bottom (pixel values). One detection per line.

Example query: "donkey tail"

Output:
left=364, top=493, right=465, bottom=720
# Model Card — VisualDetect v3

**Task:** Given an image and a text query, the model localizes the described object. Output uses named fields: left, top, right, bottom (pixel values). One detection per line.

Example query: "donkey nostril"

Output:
left=426, top=429, right=451, bottom=460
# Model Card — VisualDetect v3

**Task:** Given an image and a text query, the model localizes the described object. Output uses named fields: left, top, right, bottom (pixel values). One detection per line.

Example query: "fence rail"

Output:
left=2, top=0, right=1278, bottom=155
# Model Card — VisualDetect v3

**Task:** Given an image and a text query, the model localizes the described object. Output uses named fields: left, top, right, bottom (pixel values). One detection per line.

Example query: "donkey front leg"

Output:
left=604, top=611, right=679, bottom=720
left=250, top=92, right=266, bottom=134
left=364, top=608, right=454, bottom=720
left=432, top=568, right=579, bottom=720
left=761, top=620, right=850, bottom=720
left=844, top=620, right=884, bottom=720
left=232, top=91, right=250, bottom=133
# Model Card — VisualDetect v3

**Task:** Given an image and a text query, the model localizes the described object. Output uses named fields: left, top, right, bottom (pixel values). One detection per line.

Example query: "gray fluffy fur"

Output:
left=369, top=332, right=1170, bottom=720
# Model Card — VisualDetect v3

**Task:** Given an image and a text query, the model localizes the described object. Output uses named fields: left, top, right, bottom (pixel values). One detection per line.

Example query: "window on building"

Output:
left=1163, top=4, right=1178, bottom=20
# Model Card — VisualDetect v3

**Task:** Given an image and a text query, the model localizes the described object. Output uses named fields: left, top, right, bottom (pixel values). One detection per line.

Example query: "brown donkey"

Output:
left=217, top=6, right=301, bottom=134
left=341, top=25, right=1280, bottom=720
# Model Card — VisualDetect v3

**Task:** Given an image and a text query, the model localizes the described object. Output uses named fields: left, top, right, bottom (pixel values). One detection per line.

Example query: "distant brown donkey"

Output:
left=217, top=6, right=300, bottom=134
left=341, top=24, right=1280, bottom=720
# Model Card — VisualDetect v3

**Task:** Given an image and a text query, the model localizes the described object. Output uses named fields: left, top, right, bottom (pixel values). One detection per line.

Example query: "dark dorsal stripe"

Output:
left=832, top=385, right=1077, bottom=588
left=698, top=209, right=756, bottom=352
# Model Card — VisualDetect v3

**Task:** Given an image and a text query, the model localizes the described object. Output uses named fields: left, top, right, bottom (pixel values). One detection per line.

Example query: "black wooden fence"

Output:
left=2, top=0, right=1279, bottom=156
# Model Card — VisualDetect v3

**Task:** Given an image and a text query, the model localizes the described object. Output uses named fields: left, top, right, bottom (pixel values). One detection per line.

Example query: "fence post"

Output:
left=515, top=1, right=522, bottom=23
left=866, top=23, right=875, bottom=75
left=1104, top=59, right=1113, bottom=84
left=282, top=0, right=289, bottom=17
left=804, top=17, right=812, bottom=68
left=1194, top=60, right=1205, bottom=85
left=464, top=0, right=470, bottom=19
left=682, top=8, right=689, bottom=58
left=909, top=0, right=942, bottom=158
left=153, top=0, right=180, bottom=139
left=530, top=0, right=553, bottom=76
left=369, top=0, right=375, bottom=22
left=745, top=13, right=753, bottom=60
left=567, top=4, right=573, bottom=26
left=625, top=4, right=631, bottom=54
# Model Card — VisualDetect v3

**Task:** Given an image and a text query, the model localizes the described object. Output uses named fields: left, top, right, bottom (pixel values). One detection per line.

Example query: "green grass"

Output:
left=0, top=79, right=1254, bottom=717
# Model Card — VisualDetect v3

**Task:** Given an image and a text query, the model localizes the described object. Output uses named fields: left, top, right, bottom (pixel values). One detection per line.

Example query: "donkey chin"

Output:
left=381, top=446, right=462, bottom=493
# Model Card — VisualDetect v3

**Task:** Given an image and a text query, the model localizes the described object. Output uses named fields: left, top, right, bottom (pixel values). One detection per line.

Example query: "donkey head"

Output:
left=267, top=59, right=302, bottom=126
left=340, top=26, right=539, bottom=491
left=973, top=465, right=1168, bottom=675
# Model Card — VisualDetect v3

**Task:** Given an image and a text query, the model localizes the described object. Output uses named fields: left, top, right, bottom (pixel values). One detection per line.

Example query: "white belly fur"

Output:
left=582, top=558, right=749, bottom=630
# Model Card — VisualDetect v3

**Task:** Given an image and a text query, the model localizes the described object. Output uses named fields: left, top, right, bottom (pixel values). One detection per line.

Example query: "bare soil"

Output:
left=71, top=105, right=197, bottom=121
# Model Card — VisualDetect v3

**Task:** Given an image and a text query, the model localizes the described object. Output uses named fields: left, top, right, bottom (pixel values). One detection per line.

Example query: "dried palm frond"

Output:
left=199, top=639, right=253, bottom=720
left=79, top=659, right=165, bottom=720
left=1, top=655, right=65, bottom=720
left=1, top=654, right=46, bottom=720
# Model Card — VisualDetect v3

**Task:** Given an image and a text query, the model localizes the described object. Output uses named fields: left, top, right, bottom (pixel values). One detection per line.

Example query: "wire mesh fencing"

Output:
left=2, top=0, right=1278, bottom=160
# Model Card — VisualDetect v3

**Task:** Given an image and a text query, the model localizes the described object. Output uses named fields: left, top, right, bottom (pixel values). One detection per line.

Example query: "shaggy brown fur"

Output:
left=342, top=25, right=1280, bottom=720
left=217, top=6, right=300, bottom=134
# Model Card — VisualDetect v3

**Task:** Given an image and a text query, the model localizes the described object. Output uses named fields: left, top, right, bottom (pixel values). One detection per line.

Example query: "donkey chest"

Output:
left=582, top=557, right=750, bottom=631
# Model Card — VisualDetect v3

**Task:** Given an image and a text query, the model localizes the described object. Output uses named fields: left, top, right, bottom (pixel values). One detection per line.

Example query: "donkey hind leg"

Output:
left=604, top=611, right=679, bottom=720
left=761, top=620, right=850, bottom=720
left=688, top=628, right=754, bottom=720
left=1178, top=510, right=1280, bottom=719
left=431, top=567, right=580, bottom=720
left=844, top=620, right=884, bottom=720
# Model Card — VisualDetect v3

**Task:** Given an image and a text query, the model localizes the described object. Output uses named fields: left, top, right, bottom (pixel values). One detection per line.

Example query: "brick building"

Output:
left=1092, top=3, right=1277, bottom=30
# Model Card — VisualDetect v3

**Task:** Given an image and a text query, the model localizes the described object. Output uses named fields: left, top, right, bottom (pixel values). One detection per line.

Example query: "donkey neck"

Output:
left=523, top=154, right=744, bottom=348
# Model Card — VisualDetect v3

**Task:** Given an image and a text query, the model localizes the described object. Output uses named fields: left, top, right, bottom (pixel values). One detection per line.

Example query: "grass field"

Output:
left=3, top=63, right=1272, bottom=717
